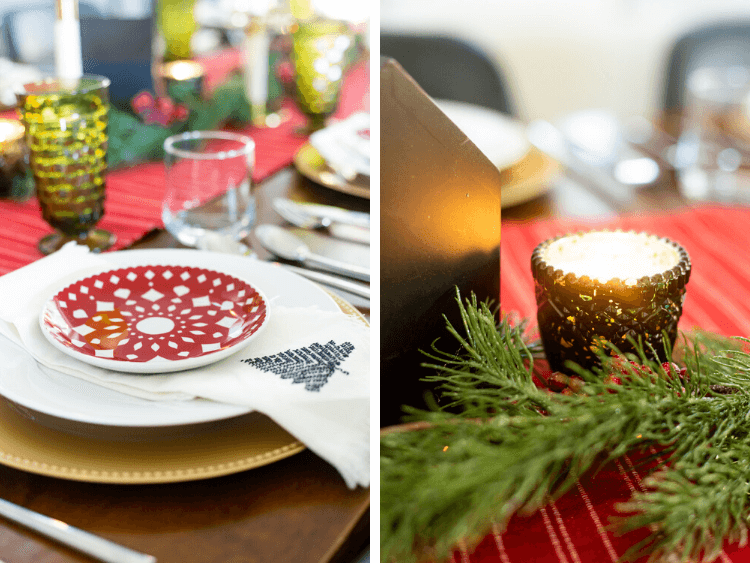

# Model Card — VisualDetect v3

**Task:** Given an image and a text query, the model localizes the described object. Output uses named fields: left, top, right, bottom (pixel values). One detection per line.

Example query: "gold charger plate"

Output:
left=499, top=146, right=560, bottom=208
left=0, top=293, right=365, bottom=484
left=294, top=143, right=370, bottom=199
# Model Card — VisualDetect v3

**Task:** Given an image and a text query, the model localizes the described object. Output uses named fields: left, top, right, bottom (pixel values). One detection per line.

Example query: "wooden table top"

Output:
left=0, top=166, right=370, bottom=563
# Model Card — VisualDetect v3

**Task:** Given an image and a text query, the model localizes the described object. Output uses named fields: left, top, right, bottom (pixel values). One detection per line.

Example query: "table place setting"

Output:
left=0, top=2, right=371, bottom=561
left=0, top=242, right=370, bottom=489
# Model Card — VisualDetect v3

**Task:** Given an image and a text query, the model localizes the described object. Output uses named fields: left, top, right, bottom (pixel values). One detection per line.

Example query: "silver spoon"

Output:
left=255, top=225, right=370, bottom=282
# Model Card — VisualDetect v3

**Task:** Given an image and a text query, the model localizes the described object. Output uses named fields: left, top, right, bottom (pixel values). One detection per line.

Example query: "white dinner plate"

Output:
left=436, top=99, right=530, bottom=171
left=0, top=249, right=339, bottom=428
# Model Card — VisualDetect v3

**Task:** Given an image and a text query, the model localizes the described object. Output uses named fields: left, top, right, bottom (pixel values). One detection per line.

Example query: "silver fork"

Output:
left=273, top=199, right=322, bottom=230
left=272, top=199, right=370, bottom=245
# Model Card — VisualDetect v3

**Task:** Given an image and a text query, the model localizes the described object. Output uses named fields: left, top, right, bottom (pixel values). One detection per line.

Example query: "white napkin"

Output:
left=0, top=244, right=369, bottom=488
left=309, top=112, right=370, bottom=178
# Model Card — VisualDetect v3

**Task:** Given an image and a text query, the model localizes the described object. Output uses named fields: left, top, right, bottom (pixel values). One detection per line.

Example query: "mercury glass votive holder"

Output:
left=531, top=230, right=691, bottom=374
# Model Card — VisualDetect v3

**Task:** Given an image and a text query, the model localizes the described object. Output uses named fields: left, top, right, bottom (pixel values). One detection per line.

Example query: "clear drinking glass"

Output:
left=676, top=66, right=750, bottom=203
left=162, top=131, right=256, bottom=247
left=16, top=75, right=115, bottom=254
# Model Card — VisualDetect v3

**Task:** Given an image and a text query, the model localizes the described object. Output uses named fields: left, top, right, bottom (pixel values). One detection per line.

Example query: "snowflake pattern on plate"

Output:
left=40, top=265, right=268, bottom=373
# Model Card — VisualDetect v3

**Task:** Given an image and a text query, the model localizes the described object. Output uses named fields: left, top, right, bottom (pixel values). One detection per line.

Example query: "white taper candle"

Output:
left=54, top=0, right=84, bottom=82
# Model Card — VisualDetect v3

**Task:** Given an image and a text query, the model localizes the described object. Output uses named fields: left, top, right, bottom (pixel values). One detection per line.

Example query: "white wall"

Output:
left=381, top=0, right=750, bottom=121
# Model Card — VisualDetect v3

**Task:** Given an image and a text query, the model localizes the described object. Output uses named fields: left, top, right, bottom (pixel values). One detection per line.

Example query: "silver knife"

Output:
left=0, top=497, right=156, bottom=563
left=272, top=263, right=370, bottom=299
left=325, top=223, right=370, bottom=245
left=255, top=224, right=370, bottom=282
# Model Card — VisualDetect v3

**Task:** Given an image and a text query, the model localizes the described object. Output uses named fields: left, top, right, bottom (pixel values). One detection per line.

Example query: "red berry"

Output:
left=131, top=91, right=154, bottom=114
left=604, top=374, right=622, bottom=386
left=173, top=104, right=189, bottom=121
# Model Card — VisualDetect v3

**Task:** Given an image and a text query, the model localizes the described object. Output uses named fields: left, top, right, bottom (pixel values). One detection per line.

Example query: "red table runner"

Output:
left=453, top=205, right=750, bottom=563
left=0, top=58, right=369, bottom=277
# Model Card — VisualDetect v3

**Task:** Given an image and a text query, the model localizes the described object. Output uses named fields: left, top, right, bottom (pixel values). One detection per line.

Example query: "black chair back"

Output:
left=380, top=33, right=515, bottom=115
left=663, top=20, right=750, bottom=111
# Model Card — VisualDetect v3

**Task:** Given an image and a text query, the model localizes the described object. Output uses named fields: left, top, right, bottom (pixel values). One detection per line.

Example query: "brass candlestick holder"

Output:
left=531, top=230, right=691, bottom=374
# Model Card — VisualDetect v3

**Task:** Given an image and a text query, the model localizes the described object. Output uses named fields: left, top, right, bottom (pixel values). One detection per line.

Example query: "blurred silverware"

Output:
left=272, top=263, right=370, bottom=299
left=527, top=117, right=662, bottom=208
left=273, top=198, right=370, bottom=229
left=273, top=199, right=369, bottom=245
left=0, top=497, right=156, bottom=563
left=255, top=224, right=370, bottom=281
left=191, top=231, right=369, bottom=299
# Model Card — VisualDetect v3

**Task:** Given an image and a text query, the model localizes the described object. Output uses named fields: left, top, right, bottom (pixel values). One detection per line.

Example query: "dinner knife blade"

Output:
left=326, top=223, right=370, bottom=245
left=0, top=497, right=156, bottom=563
left=274, top=262, right=370, bottom=299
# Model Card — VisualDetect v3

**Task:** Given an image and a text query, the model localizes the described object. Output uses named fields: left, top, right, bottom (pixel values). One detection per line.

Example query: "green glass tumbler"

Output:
left=17, top=75, right=115, bottom=255
left=291, top=18, right=352, bottom=133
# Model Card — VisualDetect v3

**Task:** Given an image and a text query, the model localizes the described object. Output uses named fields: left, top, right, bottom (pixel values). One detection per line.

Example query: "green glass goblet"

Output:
left=291, top=18, right=352, bottom=134
left=17, top=75, right=115, bottom=255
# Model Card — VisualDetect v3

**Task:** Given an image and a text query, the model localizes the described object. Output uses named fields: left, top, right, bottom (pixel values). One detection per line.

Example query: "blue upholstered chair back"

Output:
left=81, top=15, right=154, bottom=109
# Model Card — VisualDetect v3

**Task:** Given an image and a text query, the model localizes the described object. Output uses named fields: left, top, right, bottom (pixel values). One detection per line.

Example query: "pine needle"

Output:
left=380, top=290, right=750, bottom=563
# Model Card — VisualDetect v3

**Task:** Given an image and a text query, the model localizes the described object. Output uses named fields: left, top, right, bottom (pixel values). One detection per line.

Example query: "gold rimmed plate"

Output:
left=294, top=143, right=370, bottom=199
left=0, top=287, right=364, bottom=484
left=0, top=403, right=305, bottom=484
left=500, top=146, right=560, bottom=208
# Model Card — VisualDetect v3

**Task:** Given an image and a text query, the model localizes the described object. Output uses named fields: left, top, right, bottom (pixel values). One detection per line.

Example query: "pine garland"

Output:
left=380, top=290, right=750, bottom=563
left=107, top=73, right=252, bottom=169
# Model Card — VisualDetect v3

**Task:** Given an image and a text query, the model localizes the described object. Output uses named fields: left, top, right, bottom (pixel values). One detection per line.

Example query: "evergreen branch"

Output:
left=616, top=444, right=750, bottom=562
left=380, top=292, right=750, bottom=563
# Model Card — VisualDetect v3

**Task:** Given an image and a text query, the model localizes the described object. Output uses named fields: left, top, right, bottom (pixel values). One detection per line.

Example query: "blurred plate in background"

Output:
left=435, top=99, right=530, bottom=171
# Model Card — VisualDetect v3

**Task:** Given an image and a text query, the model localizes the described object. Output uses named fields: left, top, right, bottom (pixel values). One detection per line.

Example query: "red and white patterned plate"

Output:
left=40, top=265, right=269, bottom=373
